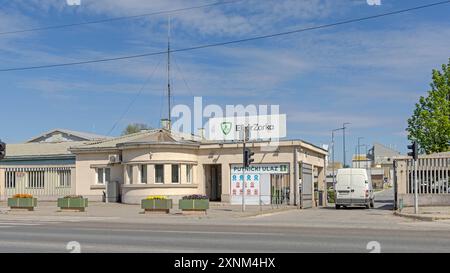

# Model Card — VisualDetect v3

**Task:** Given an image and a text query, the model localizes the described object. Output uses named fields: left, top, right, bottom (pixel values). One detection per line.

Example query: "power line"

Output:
left=1, top=0, right=449, bottom=72
left=106, top=57, right=163, bottom=136
left=0, top=0, right=246, bottom=36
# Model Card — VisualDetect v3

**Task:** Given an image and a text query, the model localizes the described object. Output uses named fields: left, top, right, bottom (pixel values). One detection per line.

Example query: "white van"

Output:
left=335, top=168, right=374, bottom=209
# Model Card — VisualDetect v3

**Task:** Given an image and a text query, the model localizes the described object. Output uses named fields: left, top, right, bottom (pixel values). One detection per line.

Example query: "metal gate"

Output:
left=270, top=174, right=290, bottom=206
left=301, top=163, right=313, bottom=208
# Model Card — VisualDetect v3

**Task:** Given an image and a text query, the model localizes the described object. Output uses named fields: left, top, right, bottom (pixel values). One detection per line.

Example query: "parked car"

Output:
left=335, top=168, right=374, bottom=209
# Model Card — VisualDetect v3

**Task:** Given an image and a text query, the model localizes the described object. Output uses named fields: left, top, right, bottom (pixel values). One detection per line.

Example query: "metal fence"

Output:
left=405, top=157, right=450, bottom=194
left=2, top=167, right=74, bottom=200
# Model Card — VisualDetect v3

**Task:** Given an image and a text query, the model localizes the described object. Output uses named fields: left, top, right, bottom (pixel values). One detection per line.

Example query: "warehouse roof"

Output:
left=4, top=141, right=87, bottom=159
left=26, top=128, right=110, bottom=143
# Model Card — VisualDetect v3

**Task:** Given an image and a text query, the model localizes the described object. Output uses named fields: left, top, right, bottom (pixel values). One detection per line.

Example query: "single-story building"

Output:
left=1, top=127, right=328, bottom=207
left=0, top=129, right=109, bottom=200
left=69, top=128, right=327, bottom=207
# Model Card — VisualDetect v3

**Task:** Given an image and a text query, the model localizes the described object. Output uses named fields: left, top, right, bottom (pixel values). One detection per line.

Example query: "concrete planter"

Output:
left=58, top=197, right=88, bottom=212
left=141, top=199, right=172, bottom=214
left=179, top=199, right=209, bottom=213
left=8, top=198, right=37, bottom=211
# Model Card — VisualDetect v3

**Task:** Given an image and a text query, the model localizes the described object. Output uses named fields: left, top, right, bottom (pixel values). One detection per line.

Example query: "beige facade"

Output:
left=70, top=129, right=327, bottom=206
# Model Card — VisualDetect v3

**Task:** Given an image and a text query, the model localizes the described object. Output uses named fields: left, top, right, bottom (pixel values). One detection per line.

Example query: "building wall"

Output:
left=75, top=152, right=123, bottom=201
left=0, top=163, right=75, bottom=201
left=72, top=143, right=326, bottom=205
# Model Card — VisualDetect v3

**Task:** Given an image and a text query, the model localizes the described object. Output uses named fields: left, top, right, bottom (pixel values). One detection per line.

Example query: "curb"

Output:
left=238, top=207, right=297, bottom=218
left=393, top=211, right=450, bottom=221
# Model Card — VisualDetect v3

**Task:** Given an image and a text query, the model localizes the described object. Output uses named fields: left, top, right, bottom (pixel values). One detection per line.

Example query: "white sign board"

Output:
left=230, top=163, right=290, bottom=205
left=207, top=114, right=286, bottom=141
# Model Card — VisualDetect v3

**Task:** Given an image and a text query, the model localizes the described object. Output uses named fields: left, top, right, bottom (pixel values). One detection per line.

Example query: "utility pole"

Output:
left=357, top=137, right=364, bottom=168
left=167, top=16, right=172, bottom=131
left=342, top=122, right=350, bottom=168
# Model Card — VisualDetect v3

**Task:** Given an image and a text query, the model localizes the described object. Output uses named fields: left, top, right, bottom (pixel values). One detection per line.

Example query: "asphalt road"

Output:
left=0, top=189, right=449, bottom=253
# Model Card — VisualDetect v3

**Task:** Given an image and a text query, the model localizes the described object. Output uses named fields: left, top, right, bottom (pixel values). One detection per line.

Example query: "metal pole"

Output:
left=358, top=138, right=360, bottom=168
left=414, top=158, right=418, bottom=214
left=241, top=126, right=248, bottom=212
left=167, top=16, right=172, bottom=131
left=242, top=136, right=246, bottom=212
left=332, top=131, right=335, bottom=188
left=343, top=126, right=346, bottom=168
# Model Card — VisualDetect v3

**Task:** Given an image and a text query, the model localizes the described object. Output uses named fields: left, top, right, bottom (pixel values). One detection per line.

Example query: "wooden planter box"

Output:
left=179, top=199, right=209, bottom=213
left=58, top=197, right=88, bottom=212
left=141, top=199, right=172, bottom=213
left=8, top=198, right=37, bottom=211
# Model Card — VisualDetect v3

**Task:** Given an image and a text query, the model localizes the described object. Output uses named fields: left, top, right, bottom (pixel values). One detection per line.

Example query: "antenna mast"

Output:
left=167, top=16, right=172, bottom=131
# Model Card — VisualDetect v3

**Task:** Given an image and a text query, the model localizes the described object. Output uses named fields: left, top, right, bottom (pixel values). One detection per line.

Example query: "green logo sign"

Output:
left=221, top=122, right=232, bottom=135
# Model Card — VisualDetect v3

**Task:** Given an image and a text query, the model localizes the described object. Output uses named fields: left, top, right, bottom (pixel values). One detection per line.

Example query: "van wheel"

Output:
left=335, top=204, right=341, bottom=209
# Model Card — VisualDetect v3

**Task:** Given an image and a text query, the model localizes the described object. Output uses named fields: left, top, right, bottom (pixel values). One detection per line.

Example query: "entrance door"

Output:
left=301, top=163, right=313, bottom=208
left=205, top=165, right=222, bottom=201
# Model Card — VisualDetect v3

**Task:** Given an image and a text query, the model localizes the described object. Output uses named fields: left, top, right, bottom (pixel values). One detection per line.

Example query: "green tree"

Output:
left=407, top=58, right=450, bottom=154
left=121, top=123, right=151, bottom=136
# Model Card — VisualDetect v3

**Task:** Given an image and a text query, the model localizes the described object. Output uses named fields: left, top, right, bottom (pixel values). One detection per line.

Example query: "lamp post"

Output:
left=331, top=128, right=344, bottom=188
left=342, top=123, right=350, bottom=168
left=357, top=137, right=364, bottom=168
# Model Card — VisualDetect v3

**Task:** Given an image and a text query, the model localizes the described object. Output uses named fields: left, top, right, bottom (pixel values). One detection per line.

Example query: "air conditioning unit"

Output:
left=108, top=154, right=121, bottom=164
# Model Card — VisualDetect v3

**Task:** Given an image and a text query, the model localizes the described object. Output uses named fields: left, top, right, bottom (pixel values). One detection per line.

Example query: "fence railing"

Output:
left=405, top=157, right=450, bottom=195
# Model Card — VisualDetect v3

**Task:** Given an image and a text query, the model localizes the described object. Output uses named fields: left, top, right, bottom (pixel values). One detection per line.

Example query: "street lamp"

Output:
left=357, top=137, right=364, bottom=168
left=331, top=128, right=344, bottom=188
left=342, top=123, right=350, bottom=168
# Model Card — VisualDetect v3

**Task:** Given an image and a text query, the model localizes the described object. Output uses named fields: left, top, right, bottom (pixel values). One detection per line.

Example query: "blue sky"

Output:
left=0, top=0, right=449, bottom=162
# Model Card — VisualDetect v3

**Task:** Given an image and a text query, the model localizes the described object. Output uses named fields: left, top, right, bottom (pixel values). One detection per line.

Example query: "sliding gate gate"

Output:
left=301, top=163, right=313, bottom=208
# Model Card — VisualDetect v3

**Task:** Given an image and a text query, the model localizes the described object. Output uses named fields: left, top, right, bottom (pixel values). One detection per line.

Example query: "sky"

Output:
left=0, top=0, right=449, bottom=163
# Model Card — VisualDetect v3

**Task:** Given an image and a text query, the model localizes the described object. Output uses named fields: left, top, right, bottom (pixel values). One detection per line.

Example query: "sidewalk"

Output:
left=394, top=206, right=450, bottom=221
left=0, top=201, right=297, bottom=223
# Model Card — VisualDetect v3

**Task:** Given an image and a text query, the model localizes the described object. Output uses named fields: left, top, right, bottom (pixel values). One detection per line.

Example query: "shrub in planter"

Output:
left=8, top=194, right=37, bottom=211
left=58, top=195, right=88, bottom=212
left=179, top=195, right=209, bottom=212
left=141, top=196, right=172, bottom=213
left=327, top=188, right=336, bottom=204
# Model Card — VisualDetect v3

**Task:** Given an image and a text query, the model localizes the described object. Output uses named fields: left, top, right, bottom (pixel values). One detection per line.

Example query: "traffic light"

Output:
left=243, top=148, right=255, bottom=167
left=407, top=141, right=418, bottom=161
left=0, top=141, right=5, bottom=160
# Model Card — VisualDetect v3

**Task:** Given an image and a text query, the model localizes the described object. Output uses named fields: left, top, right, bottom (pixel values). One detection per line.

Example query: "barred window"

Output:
left=5, top=171, right=16, bottom=189
left=27, top=170, right=45, bottom=189
left=58, top=170, right=71, bottom=187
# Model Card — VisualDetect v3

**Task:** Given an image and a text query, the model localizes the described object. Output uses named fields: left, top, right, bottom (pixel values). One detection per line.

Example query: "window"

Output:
left=5, top=171, right=16, bottom=189
left=186, top=165, right=193, bottom=184
left=155, top=164, right=164, bottom=183
left=27, top=170, right=45, bottom=189
left=97, top=168, right=110, bottom=184
left=172, top=164, right=180, bottom=183
left=128, top=165, right=133, bottom=184
left=140, top=165, right=147, bottom=184
left=58, top=170, right=71, bottom=187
